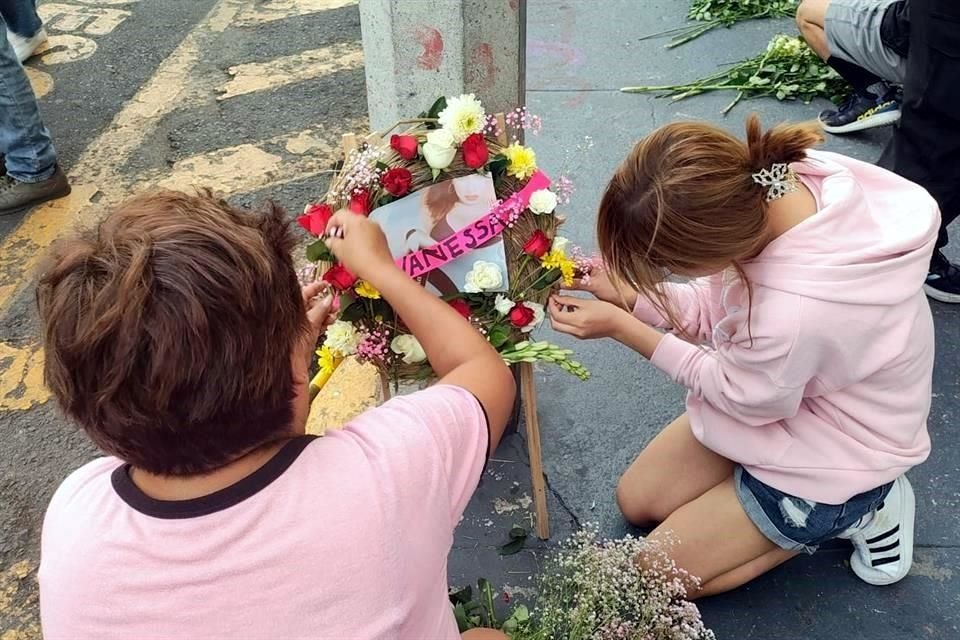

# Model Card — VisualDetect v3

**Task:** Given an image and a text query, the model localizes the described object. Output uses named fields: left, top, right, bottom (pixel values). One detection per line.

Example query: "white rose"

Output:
left=464, top=261, right=504, bottom=293
left=494, top=294, right=516, bottom=316
left=323, top=320, right=359, bottom=356
left=521, top=302, right=545, bottom=333
left=422, top=128, right=456, bottom=169
left=551, top=236, right=570, bottom=254
left=390, top=334, right=427, bottom=364
left=528, top=189, right=558, bottom=215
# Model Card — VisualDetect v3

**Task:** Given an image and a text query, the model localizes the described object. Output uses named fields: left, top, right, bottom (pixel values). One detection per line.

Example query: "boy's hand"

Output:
left=324, top=210, right=397, bottom=282
left=301, top=281, right=335, bottom=341
left=548, top=294, right=630, bottom=340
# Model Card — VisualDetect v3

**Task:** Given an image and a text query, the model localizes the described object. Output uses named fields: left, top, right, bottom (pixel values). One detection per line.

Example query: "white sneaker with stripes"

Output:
left=839, top=475, right=916, bottom=586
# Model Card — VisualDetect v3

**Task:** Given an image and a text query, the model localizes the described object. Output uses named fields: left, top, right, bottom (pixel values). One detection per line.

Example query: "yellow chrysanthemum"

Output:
left=541, top=249, right=576, bottom=286
left=503, top=143, right=537, bottom=180
left=315, top=344, right=341, bottom=376
left=355, top=280, right=381, bottom=299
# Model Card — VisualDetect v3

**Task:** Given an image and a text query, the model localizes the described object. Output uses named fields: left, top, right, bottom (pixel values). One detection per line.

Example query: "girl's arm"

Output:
left=633, top=278, right=723, bottom=344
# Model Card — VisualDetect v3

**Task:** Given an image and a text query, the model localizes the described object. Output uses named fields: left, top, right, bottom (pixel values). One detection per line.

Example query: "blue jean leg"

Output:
left=0, top=0, right=42, bottom=38
left=0, top=14, right=57, bottom=183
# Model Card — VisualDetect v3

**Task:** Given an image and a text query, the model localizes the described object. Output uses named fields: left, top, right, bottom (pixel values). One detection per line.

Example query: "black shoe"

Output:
left=925, top=251, right=960, bottom=304
left=0, top=165, right=71, bottom=216
left=819, top=93, right=901, bottom=134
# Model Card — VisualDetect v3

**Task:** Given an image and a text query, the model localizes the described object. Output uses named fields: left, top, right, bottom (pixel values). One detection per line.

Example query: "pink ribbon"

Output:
left=397, top=170, right=551, bottom=279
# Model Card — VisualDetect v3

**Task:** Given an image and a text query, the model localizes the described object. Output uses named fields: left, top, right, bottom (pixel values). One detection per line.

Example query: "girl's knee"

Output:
left=615, top=475, right=670, bottom=526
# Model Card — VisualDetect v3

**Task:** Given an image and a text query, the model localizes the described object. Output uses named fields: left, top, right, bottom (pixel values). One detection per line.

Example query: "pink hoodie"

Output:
left=637, top=150, right=938, bottom=504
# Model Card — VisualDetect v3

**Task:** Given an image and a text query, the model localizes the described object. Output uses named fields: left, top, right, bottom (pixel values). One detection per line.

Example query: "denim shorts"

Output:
left=735, top=467, right=892, bottom=554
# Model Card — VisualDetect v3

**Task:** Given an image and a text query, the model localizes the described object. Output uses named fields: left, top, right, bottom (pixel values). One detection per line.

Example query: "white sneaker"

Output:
left=6, top=27, right=48, bottom=63
left=838, top=475, right=916, bottom=586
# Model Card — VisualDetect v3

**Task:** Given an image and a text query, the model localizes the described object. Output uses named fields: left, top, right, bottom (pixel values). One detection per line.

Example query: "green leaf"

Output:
left=532, top=269, right=562, bottom=291
left=305, top=239, right=334, bottom=262
left=375, top=161, right=390, bottom=171
left=338, top=298, right=365, bottom=322
left=431, top=167, right=441, bottom=181
left=487, top=154, right=509, bottom=184
left=377, top=193, right=397, bottom=208
left=498, top=526, right=528, bottom=555
left=426, top=96, right=448, bottom=120
left=488, top=325, right=511, bottom=348
left=448, top=585, right=473, bottom=606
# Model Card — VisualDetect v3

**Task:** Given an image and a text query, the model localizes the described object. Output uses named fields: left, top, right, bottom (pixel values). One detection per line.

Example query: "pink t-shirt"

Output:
left=39, top=385, right=489, bottom=640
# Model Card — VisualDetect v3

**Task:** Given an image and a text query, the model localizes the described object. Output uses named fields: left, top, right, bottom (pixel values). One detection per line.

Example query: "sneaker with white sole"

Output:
left=819, top=92, right=901, bottom=135
left=838, top=475, right=915, bottom=586
left=6, top=27, right=48, bottom=63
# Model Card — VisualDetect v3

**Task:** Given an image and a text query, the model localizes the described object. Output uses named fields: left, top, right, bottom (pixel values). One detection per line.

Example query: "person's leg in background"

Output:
left=0, top=0, right=47, bottom=63
left=796, top=0, right=902, bottom=134
left=0, top=16, right=70, bottom=216
left=880, top=0, right=960, bottom=303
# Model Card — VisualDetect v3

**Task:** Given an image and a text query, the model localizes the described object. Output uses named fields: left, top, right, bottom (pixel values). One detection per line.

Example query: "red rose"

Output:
left=349, top=189, right=372, bottom=216
left=522, top=230, right=551, bottom=258
left=297, top=202, right=334, bottom=236
left=508, top=303, right=535, bottom=328
left=448, top=298, right=472, bottom=318
left=390, top=134, right=419, bottom=160
left=381, top=167, right=413, bottom=197
left=461, top=133, right=489, bottom=169
left=322, top=263, right=357, bottom=290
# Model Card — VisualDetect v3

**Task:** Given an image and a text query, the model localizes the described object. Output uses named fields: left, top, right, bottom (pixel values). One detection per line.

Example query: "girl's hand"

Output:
left=565, top=269, right=638, bottom=310
left=548, top=294, right=630, bottom=340
left=324, top=210, right=397, bottom=282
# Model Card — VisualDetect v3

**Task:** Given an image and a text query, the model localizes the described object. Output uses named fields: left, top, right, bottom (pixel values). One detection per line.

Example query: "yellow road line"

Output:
left=218, top=42, right=363, bottom=100
left=0, top=0, right=247, bottom=316
left=0, top=343, right=48, bottom=411
left=143, top=118, right=367, bottom=193
left=234, top=0, right=356, bottom=27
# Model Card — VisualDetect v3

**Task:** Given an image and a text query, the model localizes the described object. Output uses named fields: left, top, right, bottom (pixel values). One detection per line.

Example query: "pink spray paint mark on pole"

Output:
left=412, top=25, right=444, bottom=70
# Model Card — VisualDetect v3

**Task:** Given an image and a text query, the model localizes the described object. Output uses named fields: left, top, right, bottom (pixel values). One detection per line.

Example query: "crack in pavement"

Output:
left=511, top=432, right=582, bottom=531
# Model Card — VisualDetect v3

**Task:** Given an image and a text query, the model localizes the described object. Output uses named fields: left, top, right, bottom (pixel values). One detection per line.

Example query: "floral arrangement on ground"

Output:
left=623, top=34, right=847, bottom=113
left=451, top=526, right=715, bottom=640
left=299, top=94, right=595, bottom=390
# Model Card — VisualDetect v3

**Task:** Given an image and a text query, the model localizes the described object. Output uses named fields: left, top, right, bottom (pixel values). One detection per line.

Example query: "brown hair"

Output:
left=36, top=190, right=308, bottom=476
left=597, top=114, right=823, bottom=340
left=423, top=180, right=459, bottom=225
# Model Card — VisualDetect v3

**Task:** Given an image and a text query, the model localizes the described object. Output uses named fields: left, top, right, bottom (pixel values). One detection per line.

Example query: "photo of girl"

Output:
left=371, top=173, right=509, bottom=296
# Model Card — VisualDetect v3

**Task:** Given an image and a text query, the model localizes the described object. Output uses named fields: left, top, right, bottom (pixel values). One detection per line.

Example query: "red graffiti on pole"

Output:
left=412, top=25, right=444, bottom=70
left=468, top=42, right=495, bottom=89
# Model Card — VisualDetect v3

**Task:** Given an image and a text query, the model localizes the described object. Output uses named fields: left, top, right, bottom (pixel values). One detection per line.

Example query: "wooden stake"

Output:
left=341, top=132, right=358, bottom=155
left=519, top=362, right=549, bottom=539
left=494, top=112, right=509, bottom=146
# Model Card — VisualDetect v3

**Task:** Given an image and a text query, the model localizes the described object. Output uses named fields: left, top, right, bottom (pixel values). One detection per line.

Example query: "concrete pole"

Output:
left=359, top=0, right=526, bottom=133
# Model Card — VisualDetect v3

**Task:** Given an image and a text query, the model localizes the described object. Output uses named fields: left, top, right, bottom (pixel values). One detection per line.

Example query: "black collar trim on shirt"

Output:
left=111, top=435, right=319, bottom=519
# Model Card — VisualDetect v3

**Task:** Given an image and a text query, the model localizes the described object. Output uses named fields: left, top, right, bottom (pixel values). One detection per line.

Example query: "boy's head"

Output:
left=37, top=190, right=309, bottom=476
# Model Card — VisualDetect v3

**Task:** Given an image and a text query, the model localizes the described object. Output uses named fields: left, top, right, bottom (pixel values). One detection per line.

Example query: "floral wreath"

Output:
left=299, top=94, right=596, bottom=391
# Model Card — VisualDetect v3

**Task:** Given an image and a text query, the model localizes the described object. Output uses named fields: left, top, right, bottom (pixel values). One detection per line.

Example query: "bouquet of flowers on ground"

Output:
left=300, top=94, right=596, bottom=390
left=453, top=526, right=715, bottom=640
left=623, top=34, right=847, bottom=114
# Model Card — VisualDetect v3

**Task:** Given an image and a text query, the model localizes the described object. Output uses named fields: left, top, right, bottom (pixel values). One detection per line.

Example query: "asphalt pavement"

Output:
left=1, top=1, right=957, bottom=639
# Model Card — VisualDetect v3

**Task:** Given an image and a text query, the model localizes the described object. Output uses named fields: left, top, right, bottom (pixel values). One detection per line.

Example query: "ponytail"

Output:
left=744, top=113, right=823, bottom=173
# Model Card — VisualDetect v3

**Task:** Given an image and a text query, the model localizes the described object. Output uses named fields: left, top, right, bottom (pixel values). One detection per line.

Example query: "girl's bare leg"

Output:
left=648, top=477, right=795, bottom=599
left=616, top=413, right=734, bottom=526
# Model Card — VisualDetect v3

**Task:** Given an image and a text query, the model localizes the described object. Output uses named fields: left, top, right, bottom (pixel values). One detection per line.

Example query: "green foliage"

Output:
left=623, top=34, right=849, bottom=113
left=643, top=0, right=797, bottom=48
